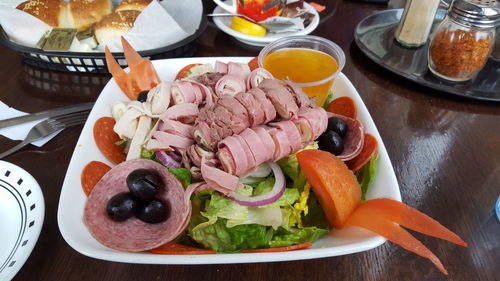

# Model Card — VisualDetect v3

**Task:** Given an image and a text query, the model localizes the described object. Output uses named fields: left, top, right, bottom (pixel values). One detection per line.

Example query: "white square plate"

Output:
left=57, top=57, right=401, bottom=264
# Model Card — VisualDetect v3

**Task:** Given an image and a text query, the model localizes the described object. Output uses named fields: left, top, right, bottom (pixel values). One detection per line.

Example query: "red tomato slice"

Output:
left=175, top=63, right=202, bottom=80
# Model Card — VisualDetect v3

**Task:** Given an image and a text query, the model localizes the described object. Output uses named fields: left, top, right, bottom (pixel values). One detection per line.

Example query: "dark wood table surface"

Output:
left=1, top=1, right=499, bottom=280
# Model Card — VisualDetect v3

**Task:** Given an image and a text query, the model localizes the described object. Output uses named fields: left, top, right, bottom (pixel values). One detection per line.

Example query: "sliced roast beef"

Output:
left=258, top=79, right=299, bottom=120
left=188, top=72, right=224, bottom=94
left=160, top=103, right=199, bottom=124
left=247, top=88, right=276, bottom=123
left=234, top=91, right=265, bottom=127
left=283, top=80, right=312, bottom=108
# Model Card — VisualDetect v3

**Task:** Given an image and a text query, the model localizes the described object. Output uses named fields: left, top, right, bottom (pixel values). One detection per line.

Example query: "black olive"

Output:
left=106, top=192, right=140, bottom=222
left=126, top=169, right=164, bottom=200
left=137, top=91, right=149, bottom=102
left=136, top=199, right=169, bottom=224
left=327, top=117, right=348, bottom=138
left=318, top=130, right=344, bottom=156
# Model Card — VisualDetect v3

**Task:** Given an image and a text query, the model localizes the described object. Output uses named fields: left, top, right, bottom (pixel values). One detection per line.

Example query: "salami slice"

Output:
left=327, top=112, right=364, bottom=161
left=81, top=161, right=112, bottom=196
left=93, top=117, right=126, bottom=164
left=84, top=159, right=190, bottom=252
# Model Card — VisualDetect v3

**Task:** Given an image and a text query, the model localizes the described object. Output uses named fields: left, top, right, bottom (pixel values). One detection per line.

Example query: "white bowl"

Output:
left=212, top=3, right=320, bottom=47
left=58, top=57, right=401, bottom=264
left=0, top=160, right=44, bottom=280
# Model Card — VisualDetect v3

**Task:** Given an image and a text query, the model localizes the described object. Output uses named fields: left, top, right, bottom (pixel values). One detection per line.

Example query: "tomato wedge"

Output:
left=297, top=149, right=361, bottom=228
left=297, top=149, right=467, bottom=275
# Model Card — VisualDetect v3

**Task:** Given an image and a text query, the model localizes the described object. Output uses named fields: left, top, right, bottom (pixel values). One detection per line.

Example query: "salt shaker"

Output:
left=394, top=0, right=441, bottom=47
left=428, top=0, right=500, bottom=81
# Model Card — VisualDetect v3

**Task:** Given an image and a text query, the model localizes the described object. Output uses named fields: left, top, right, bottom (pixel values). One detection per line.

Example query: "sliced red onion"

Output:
left=229, top=162, right=285, bottom=207
left=248, top=163, right=272, bottom=178
left=155, top=150, right=181, bottom=168
left=165, top=150, right=182, bottom=163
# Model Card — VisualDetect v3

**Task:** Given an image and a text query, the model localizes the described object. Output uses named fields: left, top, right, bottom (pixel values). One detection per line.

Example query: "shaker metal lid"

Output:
left=449, top=0, right=500, bottom=27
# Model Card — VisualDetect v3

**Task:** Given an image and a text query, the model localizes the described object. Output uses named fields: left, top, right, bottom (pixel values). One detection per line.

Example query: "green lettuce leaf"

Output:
left=168, top=168, right=192, bottom=187
left=356, top=154, right=379, bottom=201
left=269, top=226, right=328, bottom=248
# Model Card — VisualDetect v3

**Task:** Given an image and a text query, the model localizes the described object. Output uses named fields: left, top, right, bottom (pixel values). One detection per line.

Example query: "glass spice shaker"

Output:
left=428, top=0, right=500, bottom=81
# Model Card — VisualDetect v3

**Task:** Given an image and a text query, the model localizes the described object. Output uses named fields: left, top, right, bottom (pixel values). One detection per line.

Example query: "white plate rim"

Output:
left=57, top=56, right=401, bottom=264
left=212, top=3, right=320, bottom=46
left=0, top=160, right=44, bottom=279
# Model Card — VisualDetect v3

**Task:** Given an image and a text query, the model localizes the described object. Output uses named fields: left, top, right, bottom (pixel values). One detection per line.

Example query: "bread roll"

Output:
left=68, top=0, right=112, bottom=31
left=16, top=0, right=65, bottom=27
left=94, top=10, right=140, bottom=43
left=115, top=0, right=152, bottom=13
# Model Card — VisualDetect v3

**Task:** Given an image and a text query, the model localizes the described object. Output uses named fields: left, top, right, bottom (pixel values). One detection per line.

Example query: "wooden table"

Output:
left=1, top=1, right=499, bottom=280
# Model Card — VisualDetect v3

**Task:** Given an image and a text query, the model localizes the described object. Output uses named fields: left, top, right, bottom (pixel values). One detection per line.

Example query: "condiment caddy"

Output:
left=354, top=9, right=500, bottom=102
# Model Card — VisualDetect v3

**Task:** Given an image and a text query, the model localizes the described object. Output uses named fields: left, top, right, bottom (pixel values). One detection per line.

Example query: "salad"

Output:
left=80, top=38, right=466, bottom=274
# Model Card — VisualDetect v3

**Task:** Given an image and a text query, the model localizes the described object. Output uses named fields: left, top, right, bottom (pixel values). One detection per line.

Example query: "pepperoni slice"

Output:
left=93, top=117, right=126, bottom=164
left=346, top=133, right=378, bottom=172
left=81, top=161, right=112, bottom=196
left=326, top=96, right=357, bottom=119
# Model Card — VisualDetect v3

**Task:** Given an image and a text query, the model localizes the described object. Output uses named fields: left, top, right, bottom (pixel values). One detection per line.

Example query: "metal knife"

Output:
left=0, top=102, right=95, bottom=130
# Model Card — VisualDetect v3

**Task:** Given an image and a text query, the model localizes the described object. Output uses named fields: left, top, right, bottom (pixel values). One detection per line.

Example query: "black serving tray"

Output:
left=354, top=9, right=500, bottom=102
left=0, top=14, right=207, bottom=74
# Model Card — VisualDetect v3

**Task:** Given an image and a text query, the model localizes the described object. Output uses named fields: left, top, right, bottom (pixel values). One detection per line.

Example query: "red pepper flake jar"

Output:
left=428, top=0, right=500, bottom=81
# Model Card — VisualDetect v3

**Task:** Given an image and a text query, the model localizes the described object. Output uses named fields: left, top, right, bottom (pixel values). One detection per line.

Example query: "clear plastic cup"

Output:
left=258, top=35, right=346, bottom=107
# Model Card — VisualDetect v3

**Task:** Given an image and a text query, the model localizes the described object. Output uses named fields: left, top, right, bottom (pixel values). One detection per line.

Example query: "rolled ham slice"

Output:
left=297, top=107, right=328, bottom=141
left=183, top=78, right=215, bottom=106
left=160, top=103, right=199, bottom=124
left=153, top=131, right=194, bottom=149
left=234, top=134, right=256, bottom=176
left=214, top=61, right=228, bottom=73
left=215, top=74, right=246, bottom=97
left=217, top=135, right=248, bottom=176
left=187, top=144, right=215, bottom=168
left=247, top=68, right=273, bottom=89
left=266, top=126, right=292, bottom=161
left=84, top=159, right=189, bottom=252
left=227, top=62, right=249, bottom=80
left=171, top=81, right=202, bottom=104
left=201, top=157, right=242, bottom=195
left=327, top=112, right=364, bottom=161
left=270, top=120, right=303, bottom=153
left=158, top=119, right=193, bottom=138
left=239, top=128, right=269, bottom=164
left=253, top=126, right=276, bottom=160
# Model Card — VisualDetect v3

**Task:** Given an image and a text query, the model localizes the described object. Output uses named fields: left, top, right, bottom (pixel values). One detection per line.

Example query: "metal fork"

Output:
left=0, top=110, right=90, bottom=159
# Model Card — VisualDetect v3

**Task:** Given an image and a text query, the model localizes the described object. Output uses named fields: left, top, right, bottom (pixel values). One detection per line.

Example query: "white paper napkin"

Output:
left=0, top=102, right=59, bottom=147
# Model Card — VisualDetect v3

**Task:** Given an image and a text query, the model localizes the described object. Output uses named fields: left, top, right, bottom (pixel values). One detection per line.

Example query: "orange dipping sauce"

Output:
left=262, top=48, right=339, bottom=106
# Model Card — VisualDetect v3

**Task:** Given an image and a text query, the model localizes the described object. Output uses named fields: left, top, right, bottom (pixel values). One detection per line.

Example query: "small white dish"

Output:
left=0, top=160, right=44, bottom=281
left=58, top=57, right=401, bottom=264
left=212, top=3, right=320, bottom=47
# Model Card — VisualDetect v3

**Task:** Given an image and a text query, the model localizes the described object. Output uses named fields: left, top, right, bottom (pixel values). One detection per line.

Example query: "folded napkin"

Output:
left=0, top=102, right=60, bottom=147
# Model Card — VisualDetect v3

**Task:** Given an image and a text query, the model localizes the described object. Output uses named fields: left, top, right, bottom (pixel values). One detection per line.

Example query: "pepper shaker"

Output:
left=427, top=0, right=500, bottom=81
